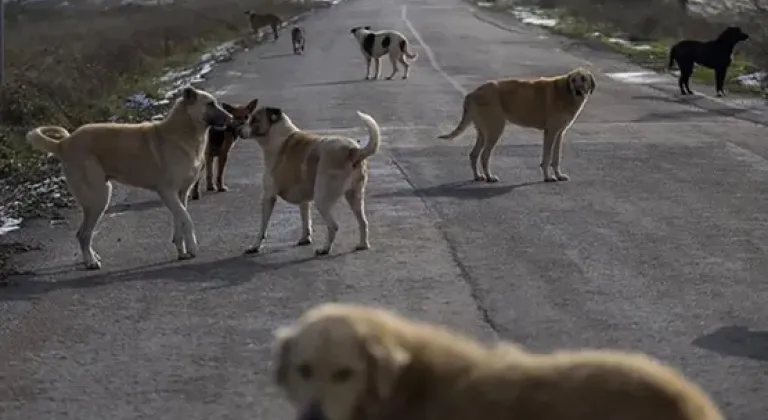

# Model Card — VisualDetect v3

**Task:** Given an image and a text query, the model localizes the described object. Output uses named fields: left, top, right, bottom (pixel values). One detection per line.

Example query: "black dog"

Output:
left=668, top=26, right=749, bottom=97
left=291, top=26, right=305, bottom=55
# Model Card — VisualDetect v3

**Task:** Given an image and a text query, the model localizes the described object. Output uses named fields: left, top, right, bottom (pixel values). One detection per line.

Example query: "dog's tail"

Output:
left=400, top=39, right=418, bottom=60
left=352, top=111, right=381, bottom=165
left=25, top=126, right=70, bottom=157
left=437, top=94, right=472, bottom=141
left=667, top=45, right=677, bottom=71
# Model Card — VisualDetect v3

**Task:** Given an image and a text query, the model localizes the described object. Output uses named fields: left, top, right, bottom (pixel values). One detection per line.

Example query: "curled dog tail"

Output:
left=26, top=126, right=70, bottom=157
left=399, top=39, right=418, bottom=60
left=352, top=111, right=381, bottom=165
left=438, top=94, right=472, bottom=140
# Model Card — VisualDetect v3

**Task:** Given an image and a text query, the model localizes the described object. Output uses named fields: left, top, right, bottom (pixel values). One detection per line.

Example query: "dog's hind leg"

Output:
left=158, top=188, right=197, bottom=260
left=345, top=186, right=370, bottom=251
left=385, top=51, right=400, bottom=80
left=679, top=62, right=695, bottom=95
left=63, top=162, right=111, bottom=270
left=478, top=114, right=505, bottom=183
left=313, top=174, right=346, bottom=255
left=398, top=54, right=411, bottom=80
left=551, top=128, right=570, bottom=181
left=469, top=128, right=486, bottom=182
left=540, top=128, right=559, bottom=182
left=297, top=201, right=313, bottom=246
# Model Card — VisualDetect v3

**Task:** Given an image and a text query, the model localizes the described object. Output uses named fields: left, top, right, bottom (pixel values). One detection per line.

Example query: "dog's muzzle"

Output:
left=298, top=402, right=326, bottom=420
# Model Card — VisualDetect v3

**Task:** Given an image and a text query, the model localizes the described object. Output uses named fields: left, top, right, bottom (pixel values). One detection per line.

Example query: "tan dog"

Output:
left=25, top=87, right=232, bottom=270
left=245, top=10, right=282, bottom=42
left=237, top=107, right=381, bottom=255
left=438, top=68, right=596, bottom=183
left=272, top=303, right=724, bottom=420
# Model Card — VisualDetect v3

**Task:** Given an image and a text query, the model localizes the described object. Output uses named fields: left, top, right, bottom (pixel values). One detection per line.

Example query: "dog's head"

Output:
left=179, top=86, right=233, bottom=130
left=350, top=26, right=372, bottom=36
left=220, top=98, right=259, bottom=135
left=273, top=305, right=411, bottom=420
left=237, top=106, right=290, bottom=140
left=718, top=26, right=749, bottom=44
left=565, top=68, right=597, bottom=97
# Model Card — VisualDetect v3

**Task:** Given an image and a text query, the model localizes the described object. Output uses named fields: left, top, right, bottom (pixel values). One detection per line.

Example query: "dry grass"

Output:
left=0, top=0, right=311, bottom=221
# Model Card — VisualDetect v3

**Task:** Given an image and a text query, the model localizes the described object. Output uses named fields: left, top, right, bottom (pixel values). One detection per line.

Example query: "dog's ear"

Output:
left=221, top=102, right=235, bottom=113
left=272, top=325, right=296, bottom=387
left=266, top=107, right=283, bottom=123
left=246, top=98, right=260, bottom=113
left=182, top=86, right=198, bottom=103
left=364, top=25, right=371, bottom=30
left=362, top=334, right=411, bottom=400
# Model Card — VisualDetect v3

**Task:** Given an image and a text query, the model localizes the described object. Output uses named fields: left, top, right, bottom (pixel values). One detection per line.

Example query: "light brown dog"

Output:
left=25, top=87, right=232, bottom=270
left=438, top=68, right=596, bottom=183
left=245, top=10, right=282, bottom=42
left=190, top=98, right=260, bottom=200
left=237, top=107, right=380, bottom=256
left=272, top=303, right=724, bottom=420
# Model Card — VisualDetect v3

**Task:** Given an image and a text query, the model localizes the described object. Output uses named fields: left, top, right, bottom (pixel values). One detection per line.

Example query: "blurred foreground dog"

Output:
left=292, top=26, right=306, bottom=54
left=237, top=107, right=380, bottom=255
left=246, top=10, right=282, bottom=42
left=190, top=98, right=260, bottom=200
left=668, top=26, right=749, bottom=97
left=350, top=26, right=418, bottom=80
left=273, top=302, right=724, bottom=420
left=25, top=87, right=232, bottom=270
left=439, top=68, right=596, bottom=183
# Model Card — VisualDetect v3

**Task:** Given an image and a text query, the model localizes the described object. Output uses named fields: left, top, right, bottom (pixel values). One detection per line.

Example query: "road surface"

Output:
left=2, top=0, right=768, bottom=419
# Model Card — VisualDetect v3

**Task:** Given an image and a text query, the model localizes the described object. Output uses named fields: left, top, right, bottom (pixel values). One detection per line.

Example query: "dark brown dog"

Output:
left=190, top=98, right=259, bottom=200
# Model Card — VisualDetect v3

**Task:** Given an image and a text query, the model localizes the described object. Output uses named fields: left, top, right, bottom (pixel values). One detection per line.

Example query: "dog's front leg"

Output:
left=540, top=128, right=558, bottom=182
left=215, top=153, right=229, bottom=192
left=715, top=67, right=728, bottom=96
left=296, top=201, right=312, bottom=246
left=205, top=154, right=215, bottom=192
left=550, top=129, right=570, bottom=181
left=159, top=188, right=198, bottom=259
left=245, top=195, right=277, bottom=254
left=365, top=57, right=373, bottom=80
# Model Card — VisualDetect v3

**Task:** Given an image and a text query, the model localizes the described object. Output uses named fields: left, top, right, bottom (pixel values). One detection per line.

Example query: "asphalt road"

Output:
left=2, top=0, right=768, bottom=419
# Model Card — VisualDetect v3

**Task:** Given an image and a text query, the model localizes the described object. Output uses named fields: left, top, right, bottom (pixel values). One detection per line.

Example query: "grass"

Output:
left=0, top=0, right=314, bottom=277
left=488, top=0, right=766, bottom=95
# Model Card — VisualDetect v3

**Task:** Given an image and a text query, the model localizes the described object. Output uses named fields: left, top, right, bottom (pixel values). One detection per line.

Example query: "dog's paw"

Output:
left=555, top=173, right=570, bottom=181
left=296, top=238, right=312, bottom=247
left=206, top=185, right=216, bottom=192
left=402, top=75, right=408, bottom=80
left=190, top=193, right=200, bottom=200
left=216, top=185, right=229, bottom=192
left=485, top=175, right=499, bottom=183
left=473, top=174, right=486, bottom=182
left=314, top=248, right=331, bottom=256
left=354, top=243, right=370, bottom=251
left=544, top=176, right=559, bottom=183
left=177, top=252, right=195, bottom=261
left=84, top=260, right=102, bottom=270
left=244, top=245, right=261, bottom=255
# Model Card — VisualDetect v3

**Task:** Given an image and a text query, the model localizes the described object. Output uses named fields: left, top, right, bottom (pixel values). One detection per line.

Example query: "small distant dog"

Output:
left=245, top=10, right=281, bottom=42
left=438, top=68, right=596, bottom=183
left=668, top=26, right=749, bottom=97
left=190, top=98, right=260, bottom=200
left=350, top=26, right=418, bottom=80
left=237, top=106, right=381, bottom=256
left=25, top=87, right=232, bottom=269
left=291, top=26, right=306, bottom=55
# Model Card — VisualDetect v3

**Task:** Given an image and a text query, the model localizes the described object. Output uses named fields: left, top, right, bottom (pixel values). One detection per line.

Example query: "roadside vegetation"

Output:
left=0, top=0, right=313, bottom=280
left=484, top=0, right=768, bottom=95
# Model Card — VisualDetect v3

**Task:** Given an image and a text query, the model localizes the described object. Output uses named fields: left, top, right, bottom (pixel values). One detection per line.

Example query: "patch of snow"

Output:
left=509, top=7, right=558, bottom=27
left=476, top=1, right=495, bottom=7
left=605, top=37, right=653, bottom=51
left=0, top=214, right=22, bottom=236
left=735, top=71, right=767, bottom=89
left=605, top=71, right=672, bottom=85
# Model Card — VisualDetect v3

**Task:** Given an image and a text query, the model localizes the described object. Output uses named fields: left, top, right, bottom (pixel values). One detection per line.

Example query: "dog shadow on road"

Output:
left=374, top=180, right=540, bottom=201
left=259, top=52, right=298, bottom=59
left=692, top=325, right=768, bottom=362
left=0, top=250, right=350, bottom=302
left=294, top=79, right=371, bottom=88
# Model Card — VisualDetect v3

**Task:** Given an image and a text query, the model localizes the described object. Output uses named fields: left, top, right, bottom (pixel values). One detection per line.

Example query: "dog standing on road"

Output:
left=668, top=26, right=749, bottom=97
left=438, top=68, right=596, bottom=183
left=350, top=26, right=418, bottom=80
left=291, top=26, right=306, bottom=55
left=245, top=10, right=282, bottom=42
left=25, top=87, right=232, bottom=270
left=190, top=98, right=260, bottom=200
left=237, top=106, right=381, bottom=256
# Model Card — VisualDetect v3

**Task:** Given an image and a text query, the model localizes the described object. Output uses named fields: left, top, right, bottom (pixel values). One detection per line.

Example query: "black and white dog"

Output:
left=350, top=26, right=418, bottom=80
left=291, top=26, right=306, bottom=55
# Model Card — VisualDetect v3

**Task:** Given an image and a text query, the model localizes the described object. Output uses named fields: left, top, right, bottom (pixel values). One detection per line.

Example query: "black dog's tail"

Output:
left=667, top=45, right=677, bottom=71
